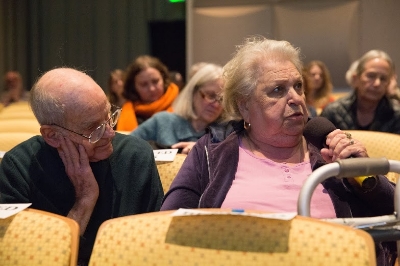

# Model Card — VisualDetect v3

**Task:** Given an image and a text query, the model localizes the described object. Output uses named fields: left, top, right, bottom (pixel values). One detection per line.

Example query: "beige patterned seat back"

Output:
left=0, top=132, right=37, bottom=151
left=89, top=209, right=376, bottom=266
left=347, top=130, right=400, bottom=183
left=0, top=208, right=79, bottom=266
left=0, top=119, right=40, bottom=134
left=0, top=102, right=35, bottom=120
left=156, top=154, right=187, bottom=193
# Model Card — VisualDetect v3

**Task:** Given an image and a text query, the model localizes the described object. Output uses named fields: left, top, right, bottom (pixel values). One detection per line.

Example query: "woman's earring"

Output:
left=244, top=121, right=251, bottom=130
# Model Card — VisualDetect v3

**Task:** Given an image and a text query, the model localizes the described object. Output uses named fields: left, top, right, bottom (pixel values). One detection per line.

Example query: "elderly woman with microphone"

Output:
left=161, top=36, right=395, bottom=264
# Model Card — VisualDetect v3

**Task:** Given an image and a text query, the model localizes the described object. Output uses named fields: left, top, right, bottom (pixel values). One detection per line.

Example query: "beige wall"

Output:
left=187, top=0, right=400, bottom=89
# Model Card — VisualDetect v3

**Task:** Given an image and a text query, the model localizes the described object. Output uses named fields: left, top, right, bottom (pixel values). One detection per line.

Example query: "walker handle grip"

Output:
left=336, top=157, right=389, bottom=178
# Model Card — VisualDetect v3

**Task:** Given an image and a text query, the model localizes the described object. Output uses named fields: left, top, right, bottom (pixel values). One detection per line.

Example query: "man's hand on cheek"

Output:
left=58, top=137, right=99, bottom=200
left=58, top=136, right=99, bottom=235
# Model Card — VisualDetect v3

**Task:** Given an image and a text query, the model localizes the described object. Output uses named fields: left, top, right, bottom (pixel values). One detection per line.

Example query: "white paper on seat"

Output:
left=171, top=208, right=296, bottom=221
left=0, top=203, right=32, bottom=219
left=153, top=149, right=178, bottom=162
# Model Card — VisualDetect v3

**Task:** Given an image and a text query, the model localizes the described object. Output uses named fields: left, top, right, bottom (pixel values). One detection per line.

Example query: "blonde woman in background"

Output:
left=131, top=63, right=224, bottom=154
left=303, top=60, right=334, bottom=114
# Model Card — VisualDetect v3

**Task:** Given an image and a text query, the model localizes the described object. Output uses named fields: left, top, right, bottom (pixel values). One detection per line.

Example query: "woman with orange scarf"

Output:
left=116, top=55, right=179, bottom=131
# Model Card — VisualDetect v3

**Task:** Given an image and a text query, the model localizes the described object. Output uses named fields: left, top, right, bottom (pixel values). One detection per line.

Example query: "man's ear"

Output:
left=237, top=99, right=250, bottom=122
left=40, top=125, right=61, bottom=148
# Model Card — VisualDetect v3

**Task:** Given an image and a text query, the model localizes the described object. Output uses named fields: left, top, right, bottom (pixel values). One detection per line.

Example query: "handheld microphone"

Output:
left=303, top=117, right=377, bottom=189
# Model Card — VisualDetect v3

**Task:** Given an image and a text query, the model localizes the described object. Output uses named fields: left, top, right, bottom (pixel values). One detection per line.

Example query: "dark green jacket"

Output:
left=0, top=133, right=163, bottom=263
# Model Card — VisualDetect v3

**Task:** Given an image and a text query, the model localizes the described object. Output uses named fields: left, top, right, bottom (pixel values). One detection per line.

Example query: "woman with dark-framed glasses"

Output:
left=130, top=63, right=224, bottom=154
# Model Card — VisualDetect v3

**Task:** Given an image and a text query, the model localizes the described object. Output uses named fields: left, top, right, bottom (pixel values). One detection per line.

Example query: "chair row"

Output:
left=0, top=130, right=399, bottom=188
left=2, top=129, right=399, bottom=265
left=0, top=131, right=184, bottom=193
left=155, top=130, right=400, bottom=191
left=0, top=119, right=40, bottom=134
left=0, top=102, right=39, bottom=135
left=0, top=101, right=36, bottom=120
left=0, top=207, right=376, bottom=266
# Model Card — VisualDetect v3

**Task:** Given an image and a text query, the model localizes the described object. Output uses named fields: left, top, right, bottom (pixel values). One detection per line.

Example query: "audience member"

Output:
left=1, top=71, right=29, bottom=106
left=131, top=63, right=224, bottom=154
left=302, top=70, right=317, bottom=117
left=345, top=58, right=400, bottom=103
left=116, top=55, right=179, bottom=131
left=303, top=60, right=334, bottom=113
left=188, top=62, right=208, bottom=79
left=387, top=74, right=400, bottom=104
left=169, top=70, right=185, bottom=91
left=160, top=37, right=395, bottom=264
left=107, top=69, right=126, bottom=107
left=321, top=50, right=400, bottom=133
left=345, top=59, right=359, bottom=87
left=0, top=67, right=163, bottom=265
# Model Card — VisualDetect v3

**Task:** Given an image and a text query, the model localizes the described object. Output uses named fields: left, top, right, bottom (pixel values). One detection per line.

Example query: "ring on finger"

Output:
left=349, top=139, right=355, bottom=145
left=345, top=132, right=352, bottom=139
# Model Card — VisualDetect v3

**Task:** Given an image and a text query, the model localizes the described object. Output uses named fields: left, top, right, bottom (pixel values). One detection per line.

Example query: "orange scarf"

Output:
left=116, top=83, right=179, bottom=131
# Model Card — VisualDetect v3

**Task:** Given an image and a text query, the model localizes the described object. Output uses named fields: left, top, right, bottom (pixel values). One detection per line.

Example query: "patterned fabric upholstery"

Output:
left=0, top=208, right=79, bottom=266
left=116, top=130, right=187, bottom=193
left=89, top=209, right=375, bottom=266
left=347, top=130, right=400, bottom=183
left=156, top=154, right=187, bottom=193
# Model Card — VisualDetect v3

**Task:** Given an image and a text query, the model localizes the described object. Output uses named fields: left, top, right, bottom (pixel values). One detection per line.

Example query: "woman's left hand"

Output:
left=171, top=141, right=196, bottom=154
left=320, top=129, right=368, bottom=163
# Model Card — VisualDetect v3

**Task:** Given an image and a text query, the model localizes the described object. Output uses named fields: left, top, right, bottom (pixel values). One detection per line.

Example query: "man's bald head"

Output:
left=30, top=68, right=108, bottom=127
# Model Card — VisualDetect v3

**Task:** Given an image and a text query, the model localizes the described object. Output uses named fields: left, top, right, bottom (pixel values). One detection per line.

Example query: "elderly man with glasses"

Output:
left=0, top=67, right=163, bottom=265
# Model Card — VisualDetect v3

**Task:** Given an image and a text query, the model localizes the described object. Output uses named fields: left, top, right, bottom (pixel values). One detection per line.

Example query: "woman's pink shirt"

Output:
left=221, top=139, right=336, bottom=219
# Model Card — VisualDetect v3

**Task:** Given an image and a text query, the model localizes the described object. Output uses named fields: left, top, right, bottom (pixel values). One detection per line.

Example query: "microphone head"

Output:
left=303, top=117, right=337, bottom=149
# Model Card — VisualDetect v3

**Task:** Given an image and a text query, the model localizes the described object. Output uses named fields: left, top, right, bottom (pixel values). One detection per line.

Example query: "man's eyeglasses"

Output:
left=198, top=90, right=223, bottom=104
left=52, top=105, right=122, bottom=144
